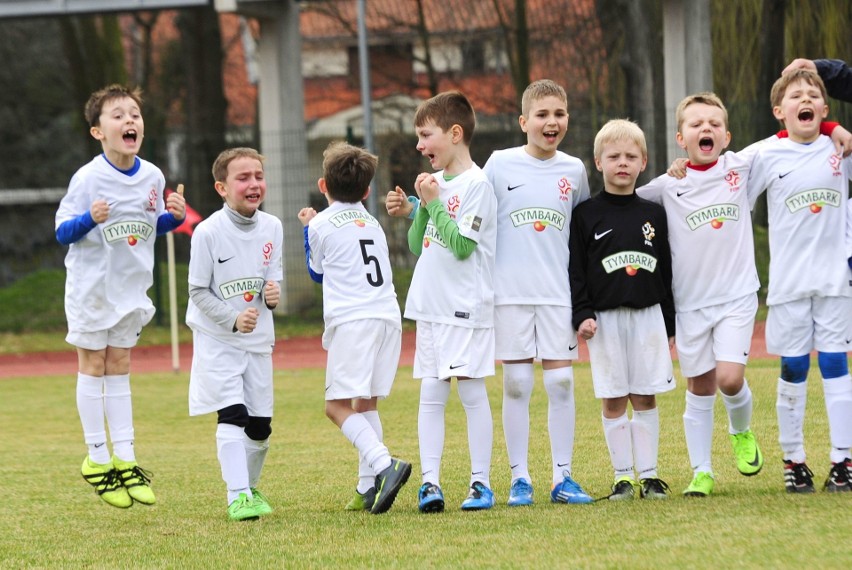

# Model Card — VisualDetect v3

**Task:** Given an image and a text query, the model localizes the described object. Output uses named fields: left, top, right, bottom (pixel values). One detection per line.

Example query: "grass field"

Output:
left=0, top=360, right=848, bottom=569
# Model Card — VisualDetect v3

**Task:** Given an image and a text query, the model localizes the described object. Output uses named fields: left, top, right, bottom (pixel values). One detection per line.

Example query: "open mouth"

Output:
left=699, top=137, right=714, bottom=152
left=123, top=129, right=138, bottom=143
left=543, top=130, right=559, bottom=140
left=797, top=109, right=814, bottom=122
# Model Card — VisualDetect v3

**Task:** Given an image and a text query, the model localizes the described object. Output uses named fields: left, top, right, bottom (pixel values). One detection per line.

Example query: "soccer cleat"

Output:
left=344, top=487, right=376, bottom=511
left=783, top=460, right=815, bottom=494
left=640, top=477, right=670, bottom=500
left=112, top=456, right=156, bottom=505
left=227, top=492, right=262, bottom=521
left=461, top=481, right=495, bottom=511
left=250, top=487, right=273, bottom=516
left=81, top=456, right=132, bottom=508
left=730, top=430, right=763, bottom=476
left=683, top=471, right=715, bottom=497
left=824, top=458, right=852, bottom=492
left=550, top=474, right=594, bottom=504
left=607, top=477, right=638, bottom=501
left=418, top=483, right=445, bottom=513
left=370, top=458, right=412, bottom=514
left=507, top=478, right=534, bottom=506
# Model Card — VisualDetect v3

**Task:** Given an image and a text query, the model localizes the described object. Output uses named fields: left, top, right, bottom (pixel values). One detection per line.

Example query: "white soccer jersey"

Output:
left=56, top=155, right=165, bottom=332
left=186, top=207, right=284, bottom=354
left=404, top=164, right=497, bottom=328
left=484, top=147, right=590, bottom=306
left=749, top=135, right=852, bottom=305
left=637, top=151, right=759, bottom=312
left=307, top=201, right=401, bottom=330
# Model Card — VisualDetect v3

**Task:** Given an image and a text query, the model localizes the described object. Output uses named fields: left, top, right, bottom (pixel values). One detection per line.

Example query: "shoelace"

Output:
left=420, top=483, right=441, bottom=498
left=84, top=468, right=122, bottom=495
left=786, top=463, right=814, bottom=487
left=827, top=461, right=851, bottom=485
left=642, top=478, right=670, bottom=495
left=597, top=479, right=634, bottom=501
left=116, top=465, right=153, bottom=489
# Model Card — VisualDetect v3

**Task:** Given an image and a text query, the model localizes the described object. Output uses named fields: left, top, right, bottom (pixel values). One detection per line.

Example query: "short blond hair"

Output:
left=675, top=92, right=728, bottom=131
left=521, top=79, right=567, bottom=117
left=771, top=69, right=828, bottom=112
left=593, top=119, right=647, bottom=160
left=212, top=147, right=264, bottom=183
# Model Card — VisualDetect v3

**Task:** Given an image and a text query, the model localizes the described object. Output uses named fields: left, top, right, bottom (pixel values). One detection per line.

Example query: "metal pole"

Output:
left=357, top=0, right=376, bottom=215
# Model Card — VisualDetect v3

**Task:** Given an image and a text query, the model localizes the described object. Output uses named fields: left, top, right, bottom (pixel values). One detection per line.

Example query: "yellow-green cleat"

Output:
left=683, top=471, right=715, bottom=497
left=730, top=430, right=764, bottom=476
left=228, top=492, right=263, bottom=521
left=344, top=487, right=376, bottom=511
left=81, top=456, right=132, bottom=508
left=113, top=456, right=156, bottom=505
left=250, top=487, right=273, bottom=516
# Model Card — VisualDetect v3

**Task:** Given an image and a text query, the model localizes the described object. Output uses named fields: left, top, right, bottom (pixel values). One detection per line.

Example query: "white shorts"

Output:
left=586, top=306, right=674, bottom=398
left=66, top=310, right=148, bottom=350
left=494, top=304, right=578, bottom=361
left=323, top=319, right=401, bottom=400
left=766, top=296, right=852, bottom=356
left=413, top=321, right=495, bottom=380
left=189, top=331, right=273, bottom=417
left=676, top=293, right=757, bottom=378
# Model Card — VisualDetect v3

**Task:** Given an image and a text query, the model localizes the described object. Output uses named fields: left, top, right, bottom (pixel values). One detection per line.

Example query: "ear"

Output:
left=820, top=104, right=829, bottom=119
left=518, top=114, right=528, bottom=133
left=722, top=130, right=732, bottom=150
left=317, top=178, right=328, bottom=195
left=772, top=105, right=785, bottom=121
left=640, top=156, right=648, bottom=172
left=594, top=157, right=603, bottom=172
left=362, top=186, right=371, bottom=201
left=90, top=126, right=104, bottom=141
left=214, top=181, right=228, bottom=198
left=451, top=124, right=464, bottom=144
left=676, top=131, right=686, bottom=150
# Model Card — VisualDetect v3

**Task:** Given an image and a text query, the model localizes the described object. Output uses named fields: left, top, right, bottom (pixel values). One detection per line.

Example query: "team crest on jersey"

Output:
left=642, top=221, right=655, bottom=246
left=103, top=220, right=154, bottom=246
left=446, top=195, right=460, bottom=218
left=785, top=188, right=841, bottom=214
left=557, top=177, right=572, bottom=201
left=602, top=251, right=657, bottom=276
left=725, top=170, right=741, bottom=192
left=262, top=241, right=274, bottom=266
left=510, top=207, right=565, bottom=232
left=686, top=203, right=738, bottom=230
left=220, top=277, right=265, bottom=303
left=829, top=154, right=842, bottom=177
left=328, top=209, right=379, bottom=229
left=423, top=222, right=447, bottom=249
left=147, top=187, right=158, bottom=212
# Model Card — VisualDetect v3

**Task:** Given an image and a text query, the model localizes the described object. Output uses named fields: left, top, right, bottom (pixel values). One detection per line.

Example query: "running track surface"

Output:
left=0, top=323, right=769, bottom=379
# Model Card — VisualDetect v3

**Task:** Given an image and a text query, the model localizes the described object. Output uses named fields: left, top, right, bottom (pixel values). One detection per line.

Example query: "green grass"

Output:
left=0, top=361, right=848, bottom=568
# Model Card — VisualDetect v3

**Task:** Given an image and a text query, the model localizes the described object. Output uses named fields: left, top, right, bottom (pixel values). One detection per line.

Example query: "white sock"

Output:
left=602, top=413, right=634, bottom=480
left=631, top=408, right=660, bottom=480
left=544, top=367, right=575, bottom=483
left=776, top=378, right=807, bottom=464
left=77, top=373, right=109, bottom=464
left=823, top=375, right=852, bottom=463
left=501, top=363, right=534, bottom=484
left=104, top=374, right=135, bottom=462
left=722, top=379, right=753, bottom=434
left=243, top=433, right=269, bottom=489
left=458, top=377, right=493, bottom=488
left=419, top=377, right=450, bottom=486
left=217, top=423, right=250, bottom=505
left=358, top=410, right=383, bottom=493
left=340, top=413, right=391, bottom=474
left=683, top=391, right=715, bottom=474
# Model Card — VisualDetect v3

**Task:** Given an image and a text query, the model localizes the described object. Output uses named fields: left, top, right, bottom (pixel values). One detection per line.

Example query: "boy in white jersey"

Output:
left=298, top=142, right=411, bottom=515
left=637, top=92, right=765, bottom=497
left=748, top=70, right=852, bottom=493
left=403, top=91, right=498, bottom=512
left=186, top=148, right=283, bottom=521
left=56, top=84, right=186, bottom=509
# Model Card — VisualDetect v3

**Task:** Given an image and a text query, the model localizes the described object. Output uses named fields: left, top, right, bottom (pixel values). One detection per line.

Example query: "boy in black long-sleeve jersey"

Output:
left=568, top=119, right=675, bottom=501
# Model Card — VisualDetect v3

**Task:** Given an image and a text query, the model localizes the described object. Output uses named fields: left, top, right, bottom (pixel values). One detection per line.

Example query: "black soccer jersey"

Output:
left=568, top=190, right=674, bottom=335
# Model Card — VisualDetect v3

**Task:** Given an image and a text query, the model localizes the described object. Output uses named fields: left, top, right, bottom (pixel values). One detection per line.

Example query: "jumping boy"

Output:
left=570, top=119, right=675, bottom=500
left=297, top=141, right=411, bottom=515
left=186, top=148, right=282, bottom=521
left=56, top=84, right=185, bottom=508
left=404, top=91, right=498, bottom=512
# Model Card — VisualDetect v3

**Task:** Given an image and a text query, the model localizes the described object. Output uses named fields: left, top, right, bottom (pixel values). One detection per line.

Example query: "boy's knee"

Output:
left=217, top=404, right=249, bottom=427
left=245, top=416, right=272, bottom=441
left=780, top=355, right=810, bottom=383
left=817, top=352, right=848, bottom=379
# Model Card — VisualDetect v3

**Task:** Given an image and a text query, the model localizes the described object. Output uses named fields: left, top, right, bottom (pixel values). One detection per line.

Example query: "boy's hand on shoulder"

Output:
left=166, top=190, right=186, bottom=220
left=297, top=207, right=317, bottom=226
left=263, top=280, right=280, bottom=309
left=418, top=175, right=440, bottom=205
left=90, top=199, right=110, bottom=224
left=667, top=158, right=689, bottom=179
left=234, top=307, right=259, bottom=333
left=386, top=186, right=413, bottom=217
left=578, top=318, right=597, bottom=340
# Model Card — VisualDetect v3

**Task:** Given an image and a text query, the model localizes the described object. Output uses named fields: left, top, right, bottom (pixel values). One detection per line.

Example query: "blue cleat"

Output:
left=507, top=477, right=534, bottom=506
left=461, top=481, right=494, bottom=511
left=418, top=482, right=445, bottom=513
left=550, top=474, right=593, bottom=504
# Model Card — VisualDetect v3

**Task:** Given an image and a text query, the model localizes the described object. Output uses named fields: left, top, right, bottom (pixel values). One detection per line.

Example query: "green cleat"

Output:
left=607, top=477, right=639, bottom=501
left=113, top=456, right=156, bottom=505
left=683, top=471, right=715, bottom=497
left=730, top=430, right=763, bottom=476
left=344, top=487, right=376, bottom=511
left=81, top=456, right=132, bottom=509
left=250, top=487, right=273, bottom=516
left=228, top=492, right=263, bottom=521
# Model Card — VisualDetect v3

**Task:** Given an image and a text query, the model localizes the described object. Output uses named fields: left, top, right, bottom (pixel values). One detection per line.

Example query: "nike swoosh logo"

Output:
left=449, top=363, right=466, bottom=370
left=557, top=462, right=570, bottom=467
left=509, top=464, right=520, bottom=470
left=594, top=229, right=613, bottom=240
left=218, top=256, right=235, bottom=263
left=472, top=471, right=483, bottom=476
left=846, top=339, right=851, bottom=344
left=666, top=376, right=673, bottom=384
left=748, top=451, right=761, bottom=467
left=676, top=190, right=691, bottom=197
left=569, top=344, right=578, bottom=351
left=779, top=171, right=793, bottom=178
left=94, top=443, right=104, bottom=448
left=507, top=184, right=525, bottom=191
left=743, top=352, right=749, bottom=357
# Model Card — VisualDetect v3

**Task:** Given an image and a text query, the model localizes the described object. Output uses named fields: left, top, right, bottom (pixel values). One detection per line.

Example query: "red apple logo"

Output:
left=533, top=220, right=547, bottom=232
left=625, top=265, right=638, bottom=276
left=243, top=292, right=254, bottom=302
left=127, top=235, right=138, bottom=246
left=355, top=219, right=366, bottom=227
left=710, top=219, right=723, bottom=229
left=423, top=238, right=430, bottom=248
left=810, top=203, right=823, bottom=214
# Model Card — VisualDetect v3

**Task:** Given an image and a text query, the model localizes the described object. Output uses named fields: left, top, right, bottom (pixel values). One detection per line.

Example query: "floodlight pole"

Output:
left=357, top=0, right=377, bottom=215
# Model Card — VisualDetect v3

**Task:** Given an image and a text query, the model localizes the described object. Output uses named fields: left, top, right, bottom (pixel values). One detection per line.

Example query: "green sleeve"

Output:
left=407, top=203, right=429, bottom=256
left=425, top=200, right=477, bottom=260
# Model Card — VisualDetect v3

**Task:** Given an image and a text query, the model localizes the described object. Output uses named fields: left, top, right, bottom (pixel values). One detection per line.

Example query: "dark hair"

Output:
left=322, top=141, right=378, bottom=203
left=413, top=91, right=476, bottom=145
left=84, top=84, right=144, bottom=128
